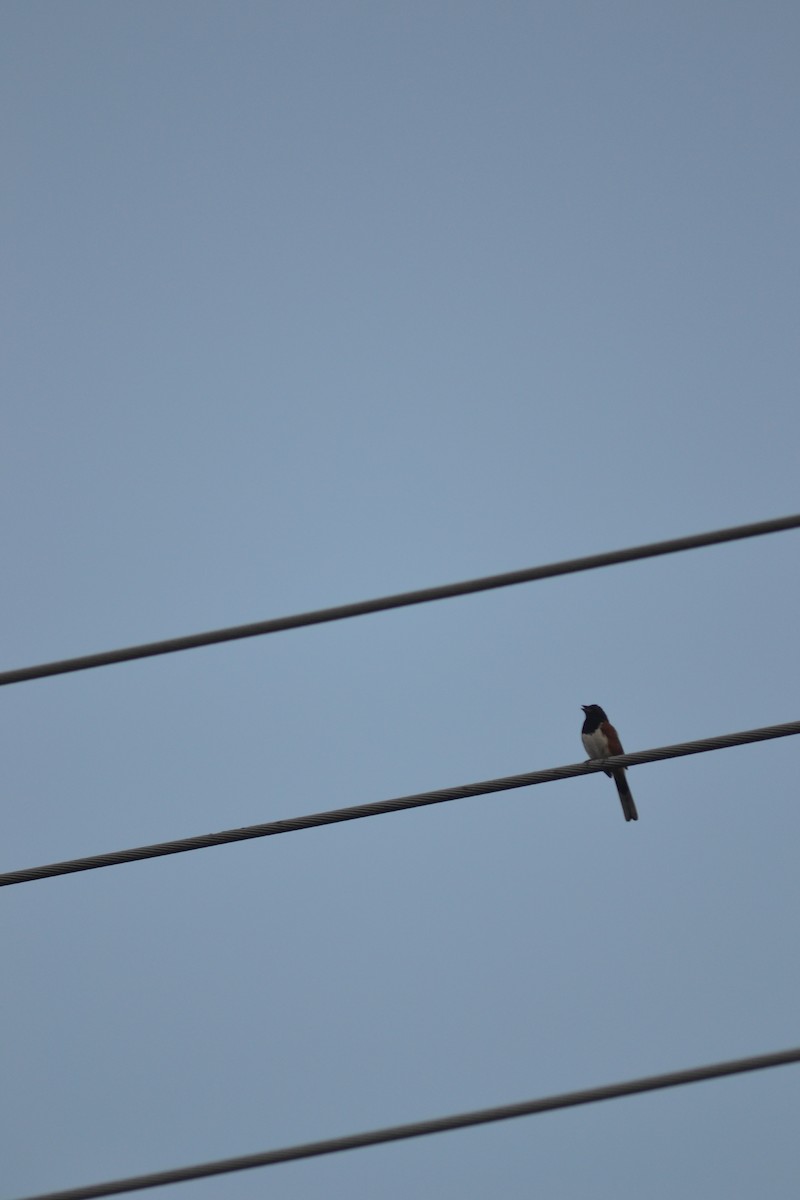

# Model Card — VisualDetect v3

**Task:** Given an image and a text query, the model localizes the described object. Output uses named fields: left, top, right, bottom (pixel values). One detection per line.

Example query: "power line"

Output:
left=13, top=1045, right=800, bottom=1200
left=2, top=719, right=797, bottom=889
left=2, top=514, right=798, bottom=688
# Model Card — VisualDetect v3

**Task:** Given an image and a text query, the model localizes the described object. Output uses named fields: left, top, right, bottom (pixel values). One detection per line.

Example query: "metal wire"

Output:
left=1, top=514, right=797, bottom=687
left=2, top=719, right=797, bottom=888
left=13, top=1045, right=800, bottom=1200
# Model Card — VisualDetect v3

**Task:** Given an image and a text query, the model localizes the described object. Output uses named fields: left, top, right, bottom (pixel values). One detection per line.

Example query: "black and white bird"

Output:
left=581, top=704, right=638, bottom=822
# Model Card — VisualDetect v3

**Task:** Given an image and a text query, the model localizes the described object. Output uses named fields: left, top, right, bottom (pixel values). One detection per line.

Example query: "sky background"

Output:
left=3, top=3, right=800, bottom=1198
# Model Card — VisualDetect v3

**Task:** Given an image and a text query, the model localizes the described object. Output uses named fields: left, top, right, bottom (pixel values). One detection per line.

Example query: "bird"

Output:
left=581, top=704, right=638, bottom=822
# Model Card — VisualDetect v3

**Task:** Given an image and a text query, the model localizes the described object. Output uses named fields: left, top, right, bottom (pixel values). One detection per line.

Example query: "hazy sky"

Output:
left=3, top=4, right=799, bottom=1198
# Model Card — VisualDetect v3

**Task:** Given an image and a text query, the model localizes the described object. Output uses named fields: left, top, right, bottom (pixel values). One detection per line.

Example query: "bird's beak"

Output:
left=581, top=705, right=588, bottom=712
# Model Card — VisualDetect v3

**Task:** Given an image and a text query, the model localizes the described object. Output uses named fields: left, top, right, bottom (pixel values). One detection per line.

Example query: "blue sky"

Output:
left=3, top=4, right=799, bottom=1198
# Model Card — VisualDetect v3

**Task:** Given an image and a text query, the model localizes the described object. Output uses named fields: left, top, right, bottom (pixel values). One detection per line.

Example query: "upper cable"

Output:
left=1, top=514, right=798, bottom=687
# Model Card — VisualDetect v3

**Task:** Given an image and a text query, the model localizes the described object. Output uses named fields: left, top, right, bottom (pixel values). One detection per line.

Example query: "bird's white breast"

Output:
left=582, top=728, right=609, bottom=760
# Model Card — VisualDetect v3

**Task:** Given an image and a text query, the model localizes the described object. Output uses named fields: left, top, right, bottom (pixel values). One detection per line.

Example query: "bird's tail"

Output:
left=613, top=770, right=638, bottom=822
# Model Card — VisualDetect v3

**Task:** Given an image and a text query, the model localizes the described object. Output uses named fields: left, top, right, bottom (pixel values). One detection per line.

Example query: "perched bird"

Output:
left=581, top=704, right=638, bottom=822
